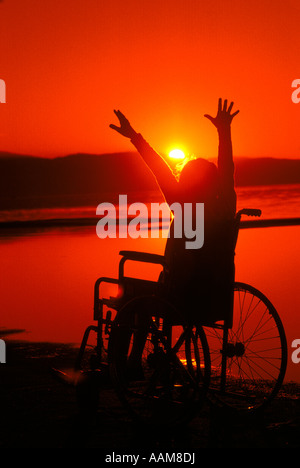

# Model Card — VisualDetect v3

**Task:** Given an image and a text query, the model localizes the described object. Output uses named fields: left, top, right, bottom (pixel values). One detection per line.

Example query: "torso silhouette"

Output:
left=131, top=133, right=236, bottom=324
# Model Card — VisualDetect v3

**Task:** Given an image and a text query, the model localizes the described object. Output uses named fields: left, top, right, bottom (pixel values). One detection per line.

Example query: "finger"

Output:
left=113, top=109, right=122, bottom=119
left=223, top=99, right=228, bottom=112
left=204, top=114, right=213, bottom=122
left=227, top=101, right=234, bottom=113
left=116, top=109, right=126, bottom=120
left=218, top=98, right=222, bottom=112
left=118, top=111, right=130, bottom=127
left=113, top=110, right=122, bottom=122
left=109, top=124, right=121, bottom=132
left=115, top=109, right=122, bottom=119
left=231, top=110, right=240, bottom=118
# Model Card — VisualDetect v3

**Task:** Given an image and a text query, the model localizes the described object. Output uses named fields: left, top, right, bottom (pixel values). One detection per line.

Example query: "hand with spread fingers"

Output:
left=109, top=110, right=137, bottom=140
left=204, top=98, right=239, bottom=130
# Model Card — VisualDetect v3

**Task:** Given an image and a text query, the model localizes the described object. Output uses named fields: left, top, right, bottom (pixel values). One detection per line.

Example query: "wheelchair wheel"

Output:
left=109, top=295, right=210, bottom=426
left=204, top=282, right=287, bottom=413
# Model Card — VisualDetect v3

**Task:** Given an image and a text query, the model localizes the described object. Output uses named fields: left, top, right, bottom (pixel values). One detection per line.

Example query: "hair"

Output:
left=177, top=157, right=219, bottom=201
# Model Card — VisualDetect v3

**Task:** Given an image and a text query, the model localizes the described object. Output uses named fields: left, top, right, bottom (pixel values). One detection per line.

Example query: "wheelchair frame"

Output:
left=74, top=208, right=287, bottom=416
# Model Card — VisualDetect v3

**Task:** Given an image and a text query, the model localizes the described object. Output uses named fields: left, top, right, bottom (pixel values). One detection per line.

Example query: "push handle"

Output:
left=236, top=208, right=262, bottom=218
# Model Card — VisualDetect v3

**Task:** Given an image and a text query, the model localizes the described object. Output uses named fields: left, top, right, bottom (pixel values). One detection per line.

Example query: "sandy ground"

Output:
left=0, top=340, right=299, bottom=450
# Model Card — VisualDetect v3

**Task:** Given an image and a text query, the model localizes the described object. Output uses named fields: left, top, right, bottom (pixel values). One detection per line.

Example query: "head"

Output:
left=178, top=158, right=219, bottom=202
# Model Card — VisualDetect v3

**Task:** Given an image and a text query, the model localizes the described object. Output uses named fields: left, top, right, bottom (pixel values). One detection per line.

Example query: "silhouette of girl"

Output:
left=110, top=98, right=239, bottom=325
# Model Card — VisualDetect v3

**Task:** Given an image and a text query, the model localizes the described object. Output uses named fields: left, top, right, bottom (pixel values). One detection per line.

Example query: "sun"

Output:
left=168, top=149, right=186, bottom=160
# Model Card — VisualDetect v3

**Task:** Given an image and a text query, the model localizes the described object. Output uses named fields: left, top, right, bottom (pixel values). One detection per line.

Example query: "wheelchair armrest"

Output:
left=118, top=250, right=167, bottom=279
left=93, top=277, right=120, bottom=320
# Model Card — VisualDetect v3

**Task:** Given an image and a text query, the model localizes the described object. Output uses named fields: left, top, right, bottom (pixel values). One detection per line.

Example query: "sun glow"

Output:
left=168, top=149, right=185, bottom=160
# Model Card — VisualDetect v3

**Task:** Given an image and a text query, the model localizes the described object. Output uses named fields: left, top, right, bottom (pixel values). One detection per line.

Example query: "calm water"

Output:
left=0, top=184, right=299, bottom=382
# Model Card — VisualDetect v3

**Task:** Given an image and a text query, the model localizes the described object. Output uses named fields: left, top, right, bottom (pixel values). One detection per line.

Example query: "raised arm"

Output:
left=110, top=110, right=178, bottom=204
left=204, top=98, right=239, bottom=215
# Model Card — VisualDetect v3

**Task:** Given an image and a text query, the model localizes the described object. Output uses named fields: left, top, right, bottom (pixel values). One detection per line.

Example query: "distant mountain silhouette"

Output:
left=234, top=157, right=300, bottom=187
left=0, top=151, right=299, bottom=210
left=0, top=151, right=159, bottom=210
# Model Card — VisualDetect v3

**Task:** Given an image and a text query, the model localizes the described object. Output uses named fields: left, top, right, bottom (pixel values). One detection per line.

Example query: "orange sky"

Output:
left=0, top=0, right=299, bottom=159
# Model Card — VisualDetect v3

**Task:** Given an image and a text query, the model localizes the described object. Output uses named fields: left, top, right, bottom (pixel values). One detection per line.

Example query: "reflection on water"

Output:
left=0, top=184, right=300, bottom=223
left=0, top=228, right=165, bottom=343
left=236, top=184, right=300, bottom=219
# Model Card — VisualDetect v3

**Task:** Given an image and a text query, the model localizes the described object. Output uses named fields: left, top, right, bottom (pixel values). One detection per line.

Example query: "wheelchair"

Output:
left=73, top=208, right=287, bottom=425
